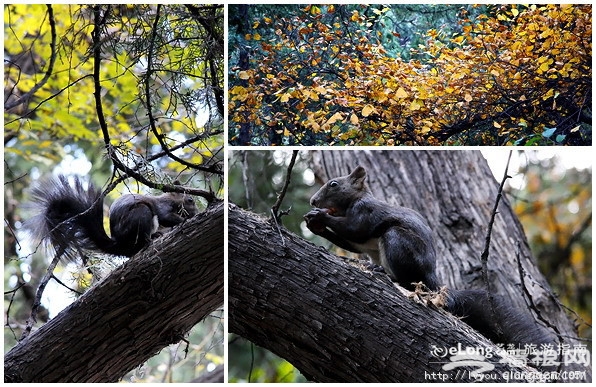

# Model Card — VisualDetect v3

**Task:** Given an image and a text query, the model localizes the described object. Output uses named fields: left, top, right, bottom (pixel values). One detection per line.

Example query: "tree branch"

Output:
left=228, top=204, right=542, bottom=382
left=4, top=5, right=57, bottom=112
left=143, top=5, right=216, bottom=173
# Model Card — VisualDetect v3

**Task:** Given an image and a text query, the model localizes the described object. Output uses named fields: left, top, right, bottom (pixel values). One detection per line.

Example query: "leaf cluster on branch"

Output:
left=4, top=4, right=225, bottom=193
left=229, top=4, right=591, bottom=146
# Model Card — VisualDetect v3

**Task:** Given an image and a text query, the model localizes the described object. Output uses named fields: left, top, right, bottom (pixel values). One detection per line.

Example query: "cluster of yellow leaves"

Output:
left=5, top=4, right=217, bottom=164
left=229, top=4, right=591, bottom=145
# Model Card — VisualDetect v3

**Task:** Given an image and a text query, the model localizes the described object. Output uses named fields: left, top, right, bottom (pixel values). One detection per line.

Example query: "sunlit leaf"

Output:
left=362, top=104, right=376, bottom=117
left=395, top=87, right=408, bottom=99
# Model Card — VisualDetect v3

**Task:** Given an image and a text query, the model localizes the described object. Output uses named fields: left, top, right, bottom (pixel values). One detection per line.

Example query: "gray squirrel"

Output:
left=26, top=175, right=198, bottom=261
left=304, top=166, right=557, bottom=349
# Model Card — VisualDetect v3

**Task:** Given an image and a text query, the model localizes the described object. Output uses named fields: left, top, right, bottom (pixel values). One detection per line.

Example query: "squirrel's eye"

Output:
left=329, top=181, right=339, bottom=187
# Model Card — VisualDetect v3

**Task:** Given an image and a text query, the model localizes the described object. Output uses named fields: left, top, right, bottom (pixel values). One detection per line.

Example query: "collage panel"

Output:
left=227, top=149, right=592, bottom=382
left=4, top=4, right=224, bottom=383
left=3, top=2, right=593, bottom=384
left=228, top=4, right=591, bottom=146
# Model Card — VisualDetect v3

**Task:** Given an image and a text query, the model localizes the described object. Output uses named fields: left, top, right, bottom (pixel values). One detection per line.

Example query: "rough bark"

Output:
left=228, top=150, right=590, bottom=382
left=228, top=204, right=538, bottom=382
left=4, top=201, right=224, bottom=383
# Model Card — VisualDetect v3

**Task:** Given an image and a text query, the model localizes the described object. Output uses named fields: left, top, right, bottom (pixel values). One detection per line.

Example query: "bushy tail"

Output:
left=446, top=289, right=557, bottom=348
left=26, top=175, right=119, bottom=262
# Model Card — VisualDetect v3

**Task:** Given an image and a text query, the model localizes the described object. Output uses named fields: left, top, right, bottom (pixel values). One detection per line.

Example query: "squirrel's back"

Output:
left=26, top=175, right=198, bottom=260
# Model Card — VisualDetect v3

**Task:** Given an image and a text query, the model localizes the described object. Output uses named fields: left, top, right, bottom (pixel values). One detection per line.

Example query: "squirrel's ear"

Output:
left=349, top=166, right=367, bottom=182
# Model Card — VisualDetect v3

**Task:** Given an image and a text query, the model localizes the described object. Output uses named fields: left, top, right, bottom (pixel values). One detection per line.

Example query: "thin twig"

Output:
left=144, top=5, right=208, bottom=171
left=270, top=151, right=299, bottom=247
left=21, top=254, right=62, bottom=340
left=271, top=150, right=299, bottom=221
left=480, top=151, right=512, bottom=275
left=480, top=150, right=512, bottom=333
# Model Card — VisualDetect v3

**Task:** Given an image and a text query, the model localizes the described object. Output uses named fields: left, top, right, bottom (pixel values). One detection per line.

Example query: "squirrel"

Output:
left=304, top=166, right=556, bottom=349
left=26, top=175, right=198, bottom=261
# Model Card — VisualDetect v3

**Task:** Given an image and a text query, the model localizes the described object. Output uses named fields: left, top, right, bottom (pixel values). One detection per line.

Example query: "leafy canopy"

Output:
left=5, top=4, right=224, bottom=180
left=229, top=4, right=591, bottom=146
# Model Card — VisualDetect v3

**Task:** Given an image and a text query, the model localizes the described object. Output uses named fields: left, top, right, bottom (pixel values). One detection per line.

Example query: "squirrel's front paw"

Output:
left=304, top=208, right=330, bottom=233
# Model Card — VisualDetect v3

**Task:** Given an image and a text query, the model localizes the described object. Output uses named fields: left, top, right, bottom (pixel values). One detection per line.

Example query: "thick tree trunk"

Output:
left=4, top=201, right=224, bottom=383
left=228, top=150, right=590, bottom=382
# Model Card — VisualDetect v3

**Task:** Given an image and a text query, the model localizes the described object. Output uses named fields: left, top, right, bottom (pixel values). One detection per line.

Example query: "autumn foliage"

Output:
left=229, top=5, right=591, bottom=145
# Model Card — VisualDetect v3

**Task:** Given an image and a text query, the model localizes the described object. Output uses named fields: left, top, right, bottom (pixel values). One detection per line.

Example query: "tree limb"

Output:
left=228, top=204, right=542, bottom=382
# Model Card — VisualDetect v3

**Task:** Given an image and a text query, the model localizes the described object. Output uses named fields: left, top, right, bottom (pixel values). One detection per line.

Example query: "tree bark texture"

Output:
left=228, top=204, right=541, bottom=382
left=4, top=201, right=224, bottom=383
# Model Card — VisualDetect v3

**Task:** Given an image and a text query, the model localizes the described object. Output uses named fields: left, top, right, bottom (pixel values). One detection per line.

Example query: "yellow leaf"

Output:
left=452, top=35, right=464, bottom=45
left=253, top=33, right=262, bottom=41
left=511, top=8, right=519, bottom=17
left=493, top=121, right=501, bottom=128
left=419, top=126, right=431, bottom=135
left=395, top=87, right=408, bottom=99
left=314, top=85, right=326, bottom=94
left=280, top=93, right=291, bottom=103
left=326, top=112, right=344, bottom=125
left=409, top=99, right=423, bottom=111
left=543, top=88, right=555, bottom=100
left=350, top=113, right=359, bottom=125
left=464, top=93, right=473, bottom=102
left=238, top=71, right=250, bottom=80
left=362, top=104, right=375, bottom=117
